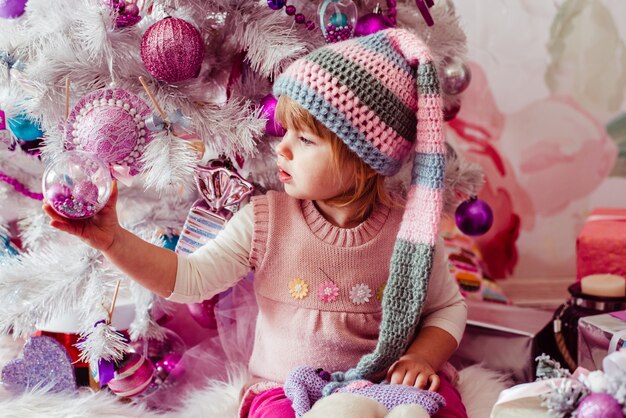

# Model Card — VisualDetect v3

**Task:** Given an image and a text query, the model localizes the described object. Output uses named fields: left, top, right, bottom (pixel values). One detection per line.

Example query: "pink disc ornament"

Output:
left=64, top=88, right=153, bottom=176
left=140, top=17, right=205, bottom=83
left=42, top=150, right=112, bottom=219
left=107, top=352, right=156, bottom=398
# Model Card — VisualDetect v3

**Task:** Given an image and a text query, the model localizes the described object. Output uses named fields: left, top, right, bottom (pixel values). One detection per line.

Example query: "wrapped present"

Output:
left=451, top=300, right=558, bottom=383
left=576, top=208, right=626, bottom=281
left=175, top=199, right=227, bottom=255
left=577, top=310, right=626, bottom=370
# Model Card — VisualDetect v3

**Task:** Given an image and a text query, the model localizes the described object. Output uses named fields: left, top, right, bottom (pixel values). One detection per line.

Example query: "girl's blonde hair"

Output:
left=275, top=95, right=396, bottom=221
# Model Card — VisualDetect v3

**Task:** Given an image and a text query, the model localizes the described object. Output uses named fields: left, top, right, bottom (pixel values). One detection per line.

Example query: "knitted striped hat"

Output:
left=273, top=28, right=446, bottom=382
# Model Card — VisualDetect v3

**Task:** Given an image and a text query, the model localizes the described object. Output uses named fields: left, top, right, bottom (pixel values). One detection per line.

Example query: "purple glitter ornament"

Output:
left=1, top=336, right=77, bottom=393
left=354, top=13, right=393, bottom=37
left=141, top=17, right=205, bottom=83
left=267, top=0, right=284, bottom=10
left=455, top=197, right=493, bottom=236
left=575, top=393, right=623, bottom=418
left=0, top=0, right=27, bottom=19
left=260, top=94, right=287, bottom=137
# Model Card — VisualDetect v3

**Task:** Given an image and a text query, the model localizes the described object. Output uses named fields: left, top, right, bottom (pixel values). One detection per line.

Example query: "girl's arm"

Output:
left=386, top=238, right=467, bottom=390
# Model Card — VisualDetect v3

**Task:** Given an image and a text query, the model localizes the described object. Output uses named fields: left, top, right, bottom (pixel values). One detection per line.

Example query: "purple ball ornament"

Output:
left=0, top=0, right=27, bottom=19
left=141, top=17, right=205, bottom=83
left=42, top=151, right=112, bottom=219
left=455, top=196, right=494, bottom=236
left=354, top=13, right=393, bottom=37
left=575, top=393, right=623, bottom=418
left=267, top=0, right=284, bottom=10
left=260, top=94, right=287, bottom=137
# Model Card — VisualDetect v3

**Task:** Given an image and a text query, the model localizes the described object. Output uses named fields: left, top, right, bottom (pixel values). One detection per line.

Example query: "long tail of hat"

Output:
left=345, top=29, right=447, bottom=381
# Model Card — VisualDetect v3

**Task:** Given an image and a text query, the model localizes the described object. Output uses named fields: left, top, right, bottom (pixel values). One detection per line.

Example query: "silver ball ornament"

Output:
left=440, top=58, right=471, bottom=95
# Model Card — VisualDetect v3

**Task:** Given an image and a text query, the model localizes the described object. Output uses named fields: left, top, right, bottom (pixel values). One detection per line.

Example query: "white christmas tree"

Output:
left=0, top=0, right=473, bottom=386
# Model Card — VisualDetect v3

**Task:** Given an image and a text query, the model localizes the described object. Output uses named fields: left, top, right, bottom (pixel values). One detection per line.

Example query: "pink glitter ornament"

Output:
left=64, top=88, right=153, bottom=176
left=140, top=17, right=205, bottom=83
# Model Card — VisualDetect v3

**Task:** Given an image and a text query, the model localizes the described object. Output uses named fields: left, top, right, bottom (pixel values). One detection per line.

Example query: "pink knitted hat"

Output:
left=274, top=28, right=446, bottom=382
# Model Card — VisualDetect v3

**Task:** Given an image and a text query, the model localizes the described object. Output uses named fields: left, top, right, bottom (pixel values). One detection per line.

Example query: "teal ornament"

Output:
left=7, top=113, right=44, bottom=141
left=161, top=234, right=179, bottom=251
left=330, top=12, right=348, bottom=27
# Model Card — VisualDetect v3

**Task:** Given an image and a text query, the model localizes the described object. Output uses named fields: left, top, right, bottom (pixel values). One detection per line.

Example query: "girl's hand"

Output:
left=42, top=181, right=121, bottom=252
left=385, top=353, right=440, bottom=391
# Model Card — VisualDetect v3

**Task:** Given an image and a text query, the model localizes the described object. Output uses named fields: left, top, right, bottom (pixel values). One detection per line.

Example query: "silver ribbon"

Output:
left=145, top=108, right=191, bottom=133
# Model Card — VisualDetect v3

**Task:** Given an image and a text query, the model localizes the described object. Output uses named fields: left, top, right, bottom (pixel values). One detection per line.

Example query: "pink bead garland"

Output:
left=0, top=170, right=43, bottom=200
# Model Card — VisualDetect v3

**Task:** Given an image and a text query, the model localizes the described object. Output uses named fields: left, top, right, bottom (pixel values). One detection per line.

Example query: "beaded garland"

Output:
left=0, top=170, right=43, bottom=200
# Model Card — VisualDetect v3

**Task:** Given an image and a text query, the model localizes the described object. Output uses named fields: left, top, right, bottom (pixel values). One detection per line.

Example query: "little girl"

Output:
left=44, top=28, right=468, bottom=417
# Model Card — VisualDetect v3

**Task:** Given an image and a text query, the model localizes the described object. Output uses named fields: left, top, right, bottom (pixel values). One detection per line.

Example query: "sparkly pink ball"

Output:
left=73, top=180, right=99, bottom=205
left=575, top=393, right=623, bottom=418
left=76, top=106, right=137, bottom=164
left=45, top=183, right=72, bottom=204
left=140, top=17, right=205, bottom=83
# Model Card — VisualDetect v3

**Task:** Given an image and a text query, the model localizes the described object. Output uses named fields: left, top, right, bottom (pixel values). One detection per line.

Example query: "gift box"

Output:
left=576, top=208, right=626, bottom=281
left=577, top=310, right=626, bottom=370
left=451, top=300, right=558, bottom=383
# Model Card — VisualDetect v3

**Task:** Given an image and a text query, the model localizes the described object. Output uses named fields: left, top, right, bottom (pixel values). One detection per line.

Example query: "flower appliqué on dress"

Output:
left=349, top=283, right=372, bottom=305
left=376, top=284, right=386, bottom=302
left=318, top=280, right=339, bottom=303
left=289, top=277, right=309, bottom=300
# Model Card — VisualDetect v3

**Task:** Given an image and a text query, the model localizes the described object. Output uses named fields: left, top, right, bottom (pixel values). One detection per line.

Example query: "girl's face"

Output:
left=275, top=128, right=354, bottom=201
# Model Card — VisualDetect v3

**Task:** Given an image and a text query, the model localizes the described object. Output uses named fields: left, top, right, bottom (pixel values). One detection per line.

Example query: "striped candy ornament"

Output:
left=273, top=28, right=446, bottom=383
left=107, top=352, right=156, bottom=398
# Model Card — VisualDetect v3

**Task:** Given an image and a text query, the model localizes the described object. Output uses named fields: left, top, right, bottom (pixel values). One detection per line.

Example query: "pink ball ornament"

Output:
left=354, top=13, right=392, bottom=37
left=131, top=329, right=185, bottom=383
left=575, top=393, right=623, bottom=418
left=187, top=295, right=220, bottom=329
left=64, top=88, right=153, bottom=176
left=42, top=151, right=112, bottom=219
left=0, top=0, right=27, bottom=19
left=140, top=17, right=205, bottom=83
left=260, top=94, right=286, bottom=137
left=107, top=352, right=156, bottom=398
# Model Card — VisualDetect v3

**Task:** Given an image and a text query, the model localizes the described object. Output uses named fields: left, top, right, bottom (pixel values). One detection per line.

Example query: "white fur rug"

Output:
left=0, top=337, right=510, bottom=418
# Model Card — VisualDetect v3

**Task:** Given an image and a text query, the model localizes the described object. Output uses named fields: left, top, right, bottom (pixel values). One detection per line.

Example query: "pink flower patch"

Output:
left=349, top=283, right=372, bottom=305
left=318, top=280, right=339, bottom=303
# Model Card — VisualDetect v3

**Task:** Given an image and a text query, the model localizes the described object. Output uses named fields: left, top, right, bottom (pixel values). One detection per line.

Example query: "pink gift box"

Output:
left=576, top=208, right=626, bottom=281
left=451, top=300, right=556, bottom=383
left=577, top=311, right=626, bottom=370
